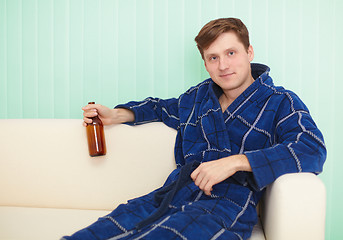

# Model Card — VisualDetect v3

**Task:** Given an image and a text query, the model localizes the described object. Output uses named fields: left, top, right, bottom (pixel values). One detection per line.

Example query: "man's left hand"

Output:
left=190, top=154, right=252, bottom=196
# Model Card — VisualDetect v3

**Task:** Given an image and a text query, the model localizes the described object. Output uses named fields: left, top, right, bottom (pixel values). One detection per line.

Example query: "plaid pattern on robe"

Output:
left=62, top=63, right=326, bottom=240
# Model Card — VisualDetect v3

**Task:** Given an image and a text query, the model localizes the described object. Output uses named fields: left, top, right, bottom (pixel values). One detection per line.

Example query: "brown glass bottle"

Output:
left=86, top=102, right=107, bottom=157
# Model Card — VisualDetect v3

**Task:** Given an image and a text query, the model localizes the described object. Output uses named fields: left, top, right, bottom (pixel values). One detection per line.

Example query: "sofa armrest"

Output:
left=260, top=173, right=326, bottom=240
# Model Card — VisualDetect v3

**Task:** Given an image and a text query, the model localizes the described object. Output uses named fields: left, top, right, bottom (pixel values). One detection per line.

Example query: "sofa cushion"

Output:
left=0, top=206, right=110, bottom=240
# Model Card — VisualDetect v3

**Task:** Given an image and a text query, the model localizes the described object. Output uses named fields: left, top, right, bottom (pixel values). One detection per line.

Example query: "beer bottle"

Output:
left=86, top=102, right=107, bottom=157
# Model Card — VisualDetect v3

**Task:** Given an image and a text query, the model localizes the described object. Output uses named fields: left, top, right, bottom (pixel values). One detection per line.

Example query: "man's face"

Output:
left=203, top=32, right=254, bottom=98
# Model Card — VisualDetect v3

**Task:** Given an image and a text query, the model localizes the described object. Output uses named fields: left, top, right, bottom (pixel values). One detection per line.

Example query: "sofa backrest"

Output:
left=0, top=119, right=177, bottom=211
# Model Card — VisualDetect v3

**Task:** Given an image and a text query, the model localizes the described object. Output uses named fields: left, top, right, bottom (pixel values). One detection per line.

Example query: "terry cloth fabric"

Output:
left=135, top=161, right=200, bottom=230
left=62, top=63, right=326, bottom=240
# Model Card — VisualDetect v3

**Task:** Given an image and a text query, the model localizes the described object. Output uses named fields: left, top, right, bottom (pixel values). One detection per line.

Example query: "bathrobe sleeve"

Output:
left=244, top=91, right=326, bottom=191
left=115, top=97, right=180, bottom=130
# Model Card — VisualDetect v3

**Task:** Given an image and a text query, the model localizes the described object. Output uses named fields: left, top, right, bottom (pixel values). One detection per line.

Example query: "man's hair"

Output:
left=195, top=18, right=250, bottom=59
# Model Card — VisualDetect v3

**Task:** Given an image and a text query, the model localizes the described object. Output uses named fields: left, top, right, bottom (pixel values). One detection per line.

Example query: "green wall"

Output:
left=1, top=0, right=342, bottom=238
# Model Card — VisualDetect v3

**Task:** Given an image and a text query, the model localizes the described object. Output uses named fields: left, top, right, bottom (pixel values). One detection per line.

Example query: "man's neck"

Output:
left=219, top=76, right=255, bottom=112
left=219, top=94, right=234, bottom=112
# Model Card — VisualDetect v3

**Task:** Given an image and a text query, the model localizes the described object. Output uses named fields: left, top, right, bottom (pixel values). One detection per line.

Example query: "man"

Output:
left=62, top=18, right=326, bottom=240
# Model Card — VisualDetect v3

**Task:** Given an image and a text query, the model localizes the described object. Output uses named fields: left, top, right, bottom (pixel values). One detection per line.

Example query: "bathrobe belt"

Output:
left=135, top=161, right=201, bottom=230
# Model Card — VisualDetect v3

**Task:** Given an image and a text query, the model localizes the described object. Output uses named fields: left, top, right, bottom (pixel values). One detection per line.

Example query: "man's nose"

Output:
left=218, top=57, right=229, bottom=71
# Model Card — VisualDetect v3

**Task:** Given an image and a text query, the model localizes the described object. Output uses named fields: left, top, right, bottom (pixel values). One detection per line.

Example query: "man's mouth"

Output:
left=220, top=72, right=235, bottom=78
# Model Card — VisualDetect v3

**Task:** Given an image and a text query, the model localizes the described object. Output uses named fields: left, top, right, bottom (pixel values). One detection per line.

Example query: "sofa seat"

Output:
left=0, top=206, right=109, bottom=240
left=0, top=206, right=265, bottom=240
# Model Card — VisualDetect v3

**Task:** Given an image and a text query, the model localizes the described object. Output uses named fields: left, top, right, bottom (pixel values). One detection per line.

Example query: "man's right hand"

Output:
left=82, top=103, right=135, bottom=127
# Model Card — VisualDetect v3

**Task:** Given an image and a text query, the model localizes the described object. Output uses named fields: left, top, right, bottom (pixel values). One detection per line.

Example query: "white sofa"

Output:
left=0, top=119, right=326, bottom=240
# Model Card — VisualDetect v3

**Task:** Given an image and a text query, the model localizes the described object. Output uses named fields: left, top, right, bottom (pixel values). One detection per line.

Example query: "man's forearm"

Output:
left=114, top=108, right=135, bottom=124
left=236, top=154, right=252, bottom=172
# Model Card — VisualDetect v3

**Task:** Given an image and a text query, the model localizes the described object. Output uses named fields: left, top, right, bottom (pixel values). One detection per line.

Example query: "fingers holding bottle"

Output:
left=82, top=103, right=99, bottom=126
left=82, top=103, right=113, bottom=126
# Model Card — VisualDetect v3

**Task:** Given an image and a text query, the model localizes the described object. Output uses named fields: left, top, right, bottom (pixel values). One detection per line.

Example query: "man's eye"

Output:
left=228, top=51, right=234, bottom=56
left=210, top=56, right=217, bottom=61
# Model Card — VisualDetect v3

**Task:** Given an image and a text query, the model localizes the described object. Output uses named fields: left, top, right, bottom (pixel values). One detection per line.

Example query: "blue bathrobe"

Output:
left=63, top=63, right=326, bottom=240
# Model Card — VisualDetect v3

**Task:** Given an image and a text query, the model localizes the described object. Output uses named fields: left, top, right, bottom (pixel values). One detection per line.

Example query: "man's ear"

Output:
left=248, top=45, right=254, bottom=62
